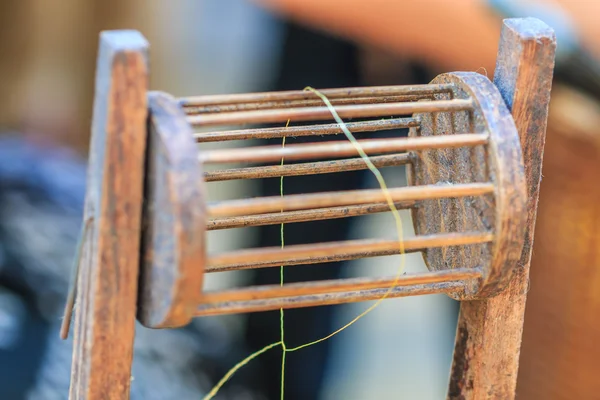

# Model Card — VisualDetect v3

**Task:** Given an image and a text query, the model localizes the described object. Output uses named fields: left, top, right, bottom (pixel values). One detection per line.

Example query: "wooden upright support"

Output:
left=448, top=18, right=556, bottom=399
left=69, top=31, right=149, bottom=399
left=65, top=18, right=556, bottom=400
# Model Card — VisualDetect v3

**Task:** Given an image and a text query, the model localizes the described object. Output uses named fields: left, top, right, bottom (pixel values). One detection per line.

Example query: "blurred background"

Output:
left=0, top=0, right=598, bottom=399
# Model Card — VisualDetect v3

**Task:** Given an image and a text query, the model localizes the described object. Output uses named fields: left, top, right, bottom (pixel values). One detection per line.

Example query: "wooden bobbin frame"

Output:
left=137, top=92, right=206, bottom=329
left=408, top=72, right=527, bottom=300
left=68, top=18, right=555, bottom=400
left=139, top=72, right=525, bottom=324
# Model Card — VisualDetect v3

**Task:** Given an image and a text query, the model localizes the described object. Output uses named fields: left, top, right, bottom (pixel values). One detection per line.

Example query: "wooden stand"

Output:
left=448, top=18, right=555, bottom=399
left=66, top=18, right=555, bottom=400
left=69, top=31, right=149, bottom=399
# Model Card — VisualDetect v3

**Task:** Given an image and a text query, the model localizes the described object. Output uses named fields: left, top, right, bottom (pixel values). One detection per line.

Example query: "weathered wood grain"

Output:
left=195, top=281, right=467, bottom=317
left=69, top=30, right=148, bottom=400
left=207, top=182, right=494, bottom=218
left=206, top=232, right=493, bottom=272
left=137, top=92, right=205, bottom=329
left=207, top=201, right=416, bottom=230
left=447, top=18, right=556, bottom=400
left=201, top=268, right=481, bottom=304
left=187, top=98, right=472, bottom=127
left=409, top=72, right=527, bottom=299
left=199, top=133, right=487, bottom=164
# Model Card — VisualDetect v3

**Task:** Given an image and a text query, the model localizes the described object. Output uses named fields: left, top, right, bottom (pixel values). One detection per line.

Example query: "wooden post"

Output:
left=69, top=31, right=149, bottom=399
left=447, top=18, right=556, bottom=399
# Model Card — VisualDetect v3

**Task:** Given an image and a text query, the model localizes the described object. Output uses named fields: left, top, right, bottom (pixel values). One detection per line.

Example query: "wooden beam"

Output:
left=447, top=18, right=556, bottom=399
left=69, top=30, right=149, bottom=400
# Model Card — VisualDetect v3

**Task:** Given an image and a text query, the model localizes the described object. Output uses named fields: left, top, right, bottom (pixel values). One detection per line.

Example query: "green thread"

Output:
left=202, top=341, right=282, bottom=400
left=285, top=87, right=407, bottom=352
left=204, top=89, right=407, bottom=399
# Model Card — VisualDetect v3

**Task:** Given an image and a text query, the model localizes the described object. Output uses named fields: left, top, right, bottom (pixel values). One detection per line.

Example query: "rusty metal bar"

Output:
left=186, top=96, right=430, bottom=114
left=201, top=268, right=482, bottom=303
left=207, top=201, right=415, bottom=230
left=199, top=133, right=487, bottom=164
left=207, top=182, right=494, bottom=218
left=203, top=154, right=411, bottom=182
left=179, top=84, right=455, bottom=107
left=195, top=281, right=466, bottom=316
left=187, top=99, right=472, bottom=127
left=194, top=117, right=418, bottom=142
left=206, top=232, right=493, bottom=272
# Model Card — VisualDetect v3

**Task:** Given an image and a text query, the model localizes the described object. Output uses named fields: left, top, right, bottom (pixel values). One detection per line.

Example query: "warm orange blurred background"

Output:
left=0, top=1, right=598, bottom=399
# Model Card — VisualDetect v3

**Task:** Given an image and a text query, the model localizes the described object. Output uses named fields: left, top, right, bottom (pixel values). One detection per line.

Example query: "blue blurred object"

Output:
left=0, top=134, right=85, bottom=399
left=0, top=134, right=261, bottom=399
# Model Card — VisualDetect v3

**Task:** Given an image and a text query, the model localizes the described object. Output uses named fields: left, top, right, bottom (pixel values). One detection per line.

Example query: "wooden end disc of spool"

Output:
left=407, top=72, right=527, bottom=300
left=137, top=91, right=206, bottom=328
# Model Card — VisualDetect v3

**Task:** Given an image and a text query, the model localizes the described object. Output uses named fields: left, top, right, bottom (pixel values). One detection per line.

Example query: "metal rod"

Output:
left=195, top=281, right=465, bottom=316
left=207, top=182, right=495, bottom=218
left=201, top=268, right=481, bottom=303
left=204, top=154, right=411, bottom=182
left=199, top=133, right=487, bottom=164
left=179, top=84, right=455, bottom=107
left=185, top=96, right=430, bottom=114
left=187, top=99, right=473, bottom=127
left=194, top=117, right=418, bottom=142
left=207, top=201, right=416, bottom=230
left=206, top=232, right=493, bottom=272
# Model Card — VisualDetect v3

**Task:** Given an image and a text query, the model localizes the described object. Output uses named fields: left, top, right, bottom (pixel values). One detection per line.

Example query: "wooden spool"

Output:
left=138, top=73, right=526, bottom=329
left=66, top=18, right=556, bottom=400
